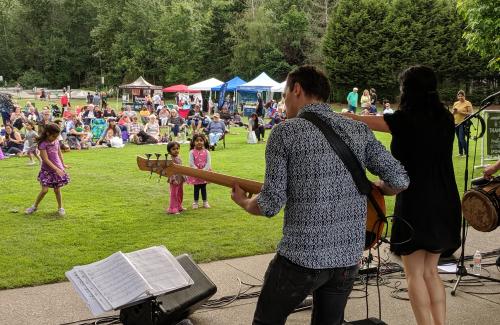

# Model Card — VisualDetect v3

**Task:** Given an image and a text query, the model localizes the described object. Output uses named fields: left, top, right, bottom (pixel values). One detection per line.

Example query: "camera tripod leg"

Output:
left=451, top=275, right=463, bottom=296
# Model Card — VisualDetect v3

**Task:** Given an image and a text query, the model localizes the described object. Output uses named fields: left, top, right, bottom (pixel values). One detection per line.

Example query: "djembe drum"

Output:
left=462, top=176, right=500, bottom=232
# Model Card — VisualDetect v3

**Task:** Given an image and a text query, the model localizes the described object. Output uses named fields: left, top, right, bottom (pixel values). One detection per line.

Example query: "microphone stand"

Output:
left=451, top=99, right=500, bottom=296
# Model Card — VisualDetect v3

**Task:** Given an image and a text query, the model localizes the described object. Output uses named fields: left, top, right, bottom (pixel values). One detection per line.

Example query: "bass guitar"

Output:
left=137, top=155, right=386, bottom=249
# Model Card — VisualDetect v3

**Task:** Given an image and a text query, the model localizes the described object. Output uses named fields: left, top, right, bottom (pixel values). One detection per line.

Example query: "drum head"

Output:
left=462, top=190, right=499, bottom=232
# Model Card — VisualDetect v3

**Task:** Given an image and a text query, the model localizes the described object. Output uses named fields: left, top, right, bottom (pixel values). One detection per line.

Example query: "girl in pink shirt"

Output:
left=25, top=123, right=70, bottom=216
left=187, top=134, right=211, bottom=209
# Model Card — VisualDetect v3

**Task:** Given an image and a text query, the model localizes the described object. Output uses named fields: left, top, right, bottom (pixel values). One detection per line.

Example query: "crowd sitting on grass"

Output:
left=0, top=99, right=263, bottom=162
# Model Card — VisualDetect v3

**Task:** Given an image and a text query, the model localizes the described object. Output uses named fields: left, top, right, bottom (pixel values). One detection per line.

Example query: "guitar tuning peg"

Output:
left=164, top=153, right=168, bottom=160
left=154, top=153, right=161, bottom=168
left=146, top=153, right=154, bottom=174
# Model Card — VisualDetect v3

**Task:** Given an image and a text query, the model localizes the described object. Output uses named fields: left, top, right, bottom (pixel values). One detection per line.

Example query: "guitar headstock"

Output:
left=136, top=154, right=175, bottom=177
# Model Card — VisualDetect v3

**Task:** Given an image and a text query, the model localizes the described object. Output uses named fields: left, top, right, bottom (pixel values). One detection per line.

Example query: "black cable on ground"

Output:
left=59, top=316, right=120, bottom=325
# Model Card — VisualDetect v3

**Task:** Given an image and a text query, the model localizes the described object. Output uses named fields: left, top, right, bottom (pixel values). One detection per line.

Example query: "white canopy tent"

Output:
left=271, top=81, right=287, bottom=93
left=188, top=78, right=224, bottom=109
left=188, top=78, right=224, bottom=91
left=237, top=72, right=280, bottom=92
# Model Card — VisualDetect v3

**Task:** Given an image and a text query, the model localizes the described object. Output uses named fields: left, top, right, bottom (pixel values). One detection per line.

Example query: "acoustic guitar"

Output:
left=137, top=155, right=386, bottom=249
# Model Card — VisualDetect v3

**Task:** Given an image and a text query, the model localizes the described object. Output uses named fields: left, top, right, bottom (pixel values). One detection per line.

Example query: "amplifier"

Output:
left=120, top=254, right=217, bottom=325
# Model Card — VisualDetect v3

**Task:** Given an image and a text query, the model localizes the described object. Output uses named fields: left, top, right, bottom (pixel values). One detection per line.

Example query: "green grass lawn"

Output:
left=0, top=117, right=484, bottom=289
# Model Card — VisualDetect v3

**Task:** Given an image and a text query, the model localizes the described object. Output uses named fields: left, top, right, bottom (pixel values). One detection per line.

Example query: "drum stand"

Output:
left=451, top=100, right=500, bottom=296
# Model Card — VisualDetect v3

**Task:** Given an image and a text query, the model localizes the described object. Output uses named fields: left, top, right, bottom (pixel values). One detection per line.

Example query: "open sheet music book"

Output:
left=66, top=246, right=193, bottom=316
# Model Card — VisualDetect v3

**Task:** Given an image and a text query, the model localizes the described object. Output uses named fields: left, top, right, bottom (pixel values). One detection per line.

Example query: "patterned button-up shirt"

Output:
left=257, top=103, right=409, bottom=269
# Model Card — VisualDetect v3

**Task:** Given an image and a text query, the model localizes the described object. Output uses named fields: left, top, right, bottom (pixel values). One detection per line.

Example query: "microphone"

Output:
left=480, top=90, right=500, bottom=105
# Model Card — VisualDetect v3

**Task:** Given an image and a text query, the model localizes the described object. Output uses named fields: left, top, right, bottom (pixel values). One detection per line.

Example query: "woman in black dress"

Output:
left=345, top=65, right=461, bottom=325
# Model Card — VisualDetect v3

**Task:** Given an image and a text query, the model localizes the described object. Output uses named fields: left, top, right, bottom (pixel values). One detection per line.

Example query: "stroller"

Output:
left=91, top=118, right=107, bottom=142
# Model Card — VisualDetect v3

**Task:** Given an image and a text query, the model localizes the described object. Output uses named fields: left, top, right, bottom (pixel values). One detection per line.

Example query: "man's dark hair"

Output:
left=286, top=65, right=330, bottom=102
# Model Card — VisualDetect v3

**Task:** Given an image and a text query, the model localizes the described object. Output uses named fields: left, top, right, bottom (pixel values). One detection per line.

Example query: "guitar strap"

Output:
left=299, top=111, right=386, bottom=222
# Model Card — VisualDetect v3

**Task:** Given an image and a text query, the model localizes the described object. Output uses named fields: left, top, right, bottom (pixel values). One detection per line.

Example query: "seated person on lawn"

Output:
left=97, top=118, right=121, bottom=146
left=206, top=113, right=226, bottom=150
left=168, top=109, right=187, bottom=143
left=187, top=104, right=205, bottom=135
left=128, top=116, right=143, bottom=144
left=65, top=114, right=86, bottom=149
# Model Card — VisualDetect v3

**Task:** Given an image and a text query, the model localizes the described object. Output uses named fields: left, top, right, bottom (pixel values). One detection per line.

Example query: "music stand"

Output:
left=451, top=99, right=500, bottom=296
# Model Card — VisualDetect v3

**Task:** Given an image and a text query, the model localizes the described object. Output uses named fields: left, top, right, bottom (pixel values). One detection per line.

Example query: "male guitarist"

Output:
left=231, top=65, right=410, bottom=325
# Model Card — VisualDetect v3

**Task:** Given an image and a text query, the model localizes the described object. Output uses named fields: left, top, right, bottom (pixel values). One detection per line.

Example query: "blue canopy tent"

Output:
left=211, top=76, right=247, bottom=92
left=211, top=76, right=247, bottom=113
left=237, top=72, right=280, bottom=92
left=237, top=72, right=280, bottom=116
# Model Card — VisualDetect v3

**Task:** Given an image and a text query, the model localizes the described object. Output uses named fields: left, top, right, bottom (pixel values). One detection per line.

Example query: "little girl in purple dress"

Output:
left=25, top=123, right=70, bottom=216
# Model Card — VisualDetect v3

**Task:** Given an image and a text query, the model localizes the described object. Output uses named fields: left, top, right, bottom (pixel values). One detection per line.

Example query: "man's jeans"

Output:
left=253, top=254, right=358, bottom=325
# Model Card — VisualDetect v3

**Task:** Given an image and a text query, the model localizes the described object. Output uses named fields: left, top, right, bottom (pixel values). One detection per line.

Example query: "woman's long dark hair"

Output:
left=106, top=120, right=119, bottom=136
left=36, top=122, right=60, bottom=144
left=398, top=65, right=447, bottom=115
left=4, top=124, right=14, bottom=141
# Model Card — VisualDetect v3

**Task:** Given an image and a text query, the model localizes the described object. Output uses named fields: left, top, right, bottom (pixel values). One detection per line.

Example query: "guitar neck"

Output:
left=172, top=165, right=263, bottom=194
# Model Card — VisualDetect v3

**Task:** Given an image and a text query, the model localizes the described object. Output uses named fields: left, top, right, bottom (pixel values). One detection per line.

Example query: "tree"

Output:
left=307, top=0, right=338, bottom=67
left=229, top=1, right=315, bottom=81
left=323, top=0, right=494, bottom=103
left=90, top=0, right=163, bottom=87
left=457, top=0, right=500, bottom=71
left=153, top=0, right=210, bottom=85
left=229, top=6, right=287, bottom=79
left=3, top=0, right=98, bottom=88
left=0, top=0, right=21, bottom=84
left=277, top=5, right=310, bottom=68
left=1, top=0, right=495, bottom=93
left=323, top=0, right=391, bottom=102
left=198, top=0, right=246, bottom=81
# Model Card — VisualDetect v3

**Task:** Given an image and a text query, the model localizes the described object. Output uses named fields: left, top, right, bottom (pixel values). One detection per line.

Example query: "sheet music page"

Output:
left=126, top=246, right=193, bottom=295
left=66, top=269, right=108, bottom=316
left=81, top=251, right=150, bottom=309
left=74, top=268, right=114, bottom=312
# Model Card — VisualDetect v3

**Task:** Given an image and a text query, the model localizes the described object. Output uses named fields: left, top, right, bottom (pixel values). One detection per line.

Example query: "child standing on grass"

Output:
left=187, top=133, right=211, bottom=209
left=167, top=141, right=185, bottom=214
left=23, top=120, right=41, bottom=165
left=25, top=123, right=70, bottom=216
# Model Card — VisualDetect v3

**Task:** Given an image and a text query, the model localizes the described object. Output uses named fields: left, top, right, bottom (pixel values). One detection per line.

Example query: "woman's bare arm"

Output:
left=342, top=113, right=391, bottom=133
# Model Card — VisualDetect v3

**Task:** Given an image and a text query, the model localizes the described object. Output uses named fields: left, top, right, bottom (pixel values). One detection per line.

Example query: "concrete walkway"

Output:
left=1, top=228, right=499, bottom=325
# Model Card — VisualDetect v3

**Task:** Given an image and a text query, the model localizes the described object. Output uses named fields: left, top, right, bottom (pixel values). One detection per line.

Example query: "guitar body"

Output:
left=365, top=185, right=386, bottom=250
left=137, top=156, right=386, bottom=250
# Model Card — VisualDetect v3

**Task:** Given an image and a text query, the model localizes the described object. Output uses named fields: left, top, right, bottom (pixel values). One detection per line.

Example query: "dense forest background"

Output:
left=0, top=0, right=497, bottom=103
